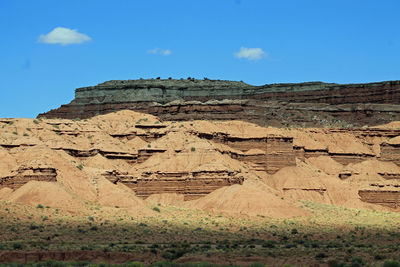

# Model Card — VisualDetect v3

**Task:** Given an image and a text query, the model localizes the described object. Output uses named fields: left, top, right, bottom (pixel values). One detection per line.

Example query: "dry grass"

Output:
left=1, top=199, right=400, bottom=265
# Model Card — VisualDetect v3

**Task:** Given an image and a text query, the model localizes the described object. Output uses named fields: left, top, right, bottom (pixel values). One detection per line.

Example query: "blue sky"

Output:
left=1, top=0, right=400, bottom=118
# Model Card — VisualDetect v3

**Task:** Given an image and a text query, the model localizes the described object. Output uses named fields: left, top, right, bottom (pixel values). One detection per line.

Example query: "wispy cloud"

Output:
left=234, top=47, right=266, bottom=61
left=38, top=27, right=91, bottom=45
left=147, top=48, right=172, bottom=56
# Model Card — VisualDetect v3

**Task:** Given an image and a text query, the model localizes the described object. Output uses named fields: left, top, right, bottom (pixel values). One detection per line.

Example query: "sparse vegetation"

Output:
left=153, top=207, right=161, bottom=212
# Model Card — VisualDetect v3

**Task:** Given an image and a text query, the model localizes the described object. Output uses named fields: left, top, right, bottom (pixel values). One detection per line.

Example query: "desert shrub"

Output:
left=291, top=228, right=298, bottom=234
left=161, top=249, right=186, bottom=261
left=191, top=147, right=196, bottom=152
left=76, top=164, right=83, bottom=170
left=350, top=256, right=365, bottom=267
left=23, top=133, right=29, bottom=136
left=88, top=216, right=94, bottom=221
left=262, top=240, right=276, bottom=248
left=383, top=261, right=400, bottom=267
left=315, top=252, right=327, bottom=259
left=153, top=207, right=161, bottom=212
left=125, top=262, right=144, bottom=267
left=311, top=241, right=320, bottom=248
left=249, top=263, right=264, bottom=267
left=29, top=224, right=42, bottom=230
left=13, top=243, right=23, bottom=250
left=327, top=260, right=346, bottom=267
left=33, top=120, right=39, bottom=124
left=77, top=228, right=86, bottom=234
left=36, top=204, right=44, bottom=209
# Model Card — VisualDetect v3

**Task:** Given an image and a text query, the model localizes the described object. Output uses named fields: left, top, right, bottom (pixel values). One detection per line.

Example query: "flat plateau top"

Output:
left=76, top=78, right=400, bottom=93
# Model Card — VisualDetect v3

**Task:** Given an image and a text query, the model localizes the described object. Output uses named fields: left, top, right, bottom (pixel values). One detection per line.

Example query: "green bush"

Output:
left=350, top=257, right=365, bottom=267
left=383, top=261, right=400, bottom=267
left=125, top=262, right=144, bottom=267
left=262, top=240, right=276, bottom=248
left=315, top=252, right=327, bottom=259
left=153, top=207, right=161, bottom=212
left=12, top=243, right=23, bottom=250
left=36, top=204, right=44, bottom=209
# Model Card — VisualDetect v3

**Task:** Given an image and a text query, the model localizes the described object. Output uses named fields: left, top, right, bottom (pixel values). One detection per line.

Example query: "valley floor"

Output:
left=1, top=199, right=400, bottom=266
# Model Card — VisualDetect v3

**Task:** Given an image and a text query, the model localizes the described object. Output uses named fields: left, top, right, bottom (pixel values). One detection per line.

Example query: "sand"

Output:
left=0, top=111, right=398, bottom=217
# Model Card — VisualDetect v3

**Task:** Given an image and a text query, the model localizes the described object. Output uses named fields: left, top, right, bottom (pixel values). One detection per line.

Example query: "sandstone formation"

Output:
left=38, top=79, right=400, bottom=127
left=1, top=110, right=400, bottom=214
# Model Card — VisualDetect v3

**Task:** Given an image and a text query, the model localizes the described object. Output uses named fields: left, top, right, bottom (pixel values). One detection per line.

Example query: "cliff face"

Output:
left=38, top=79, right=400, bottom=127
left=2, top=111, right=400, bottom=210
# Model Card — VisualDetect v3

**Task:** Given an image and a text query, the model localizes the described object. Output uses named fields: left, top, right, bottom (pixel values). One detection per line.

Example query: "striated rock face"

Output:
left=193, top=133, right=296, bottom=174
left=381, top=140, right=400, bottom=166
left=2, top=110, right=400, bottom=210
left=359, top=187, right=400, bottom=208
left=0, top=166, right=57, bottom=190
left=38, top=79, right=400, bottom=127
left=104, top=170, right=244, bottom=201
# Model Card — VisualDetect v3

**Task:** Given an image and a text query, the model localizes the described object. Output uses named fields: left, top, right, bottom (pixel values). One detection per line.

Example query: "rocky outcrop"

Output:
left=193, top=132, right=296, bottom=174
left=381, top=141, right=400, bottom=166
left=2, top=110, right=400, bottom=209
left=38, top=79, right=400, bottom=127
left=103, top=169, right=244, bottom=200
left=0, top=166, right=57, bottom=190
left=359, top=185, right=400, bottom=208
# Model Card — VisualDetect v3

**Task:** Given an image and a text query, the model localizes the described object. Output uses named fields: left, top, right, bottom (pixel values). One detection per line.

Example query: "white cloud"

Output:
left=234, top=47, right=266, bottom=61
left=38, top=27, right=91, bottom=45
left=160, top=49, right=172, bottom=56
left=148, top=48, right=172, bottom=56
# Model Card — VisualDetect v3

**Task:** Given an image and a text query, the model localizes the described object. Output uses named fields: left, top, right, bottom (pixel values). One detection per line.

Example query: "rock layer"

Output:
left=1, top=111, right=400, bottom=211
left=38, top=79, right=400, bottom=127
left=0, top=166, right=57, bottom=190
